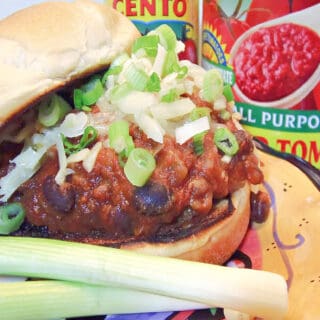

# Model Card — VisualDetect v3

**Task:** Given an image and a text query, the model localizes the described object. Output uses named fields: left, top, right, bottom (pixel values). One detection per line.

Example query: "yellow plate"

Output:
left=242, top=150, right=320, bottom=320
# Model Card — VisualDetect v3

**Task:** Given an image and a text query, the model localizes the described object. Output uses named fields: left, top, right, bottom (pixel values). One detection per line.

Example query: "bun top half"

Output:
left=0, top=0, right=140, bottom=127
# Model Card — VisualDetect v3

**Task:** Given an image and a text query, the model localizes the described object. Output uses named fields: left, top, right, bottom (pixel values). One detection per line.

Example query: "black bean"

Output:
left=43, top=176, right=75, bottom=213
left=133, top=182, right=172, bottom=216
left=250, top=191, right=271, bottom=223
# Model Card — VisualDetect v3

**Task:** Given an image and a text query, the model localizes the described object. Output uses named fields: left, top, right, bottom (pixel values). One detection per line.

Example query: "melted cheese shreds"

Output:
left=0, top=131, right=58, bottom=201
left=175, top=117, right=210, bottom=145
left=82, top=142, right=102, bottom=173
left=54, top=135, right=69, bottom=185
left=67, top=149, right=91, bottom=164
left=134, top=113, right=165, bottom=144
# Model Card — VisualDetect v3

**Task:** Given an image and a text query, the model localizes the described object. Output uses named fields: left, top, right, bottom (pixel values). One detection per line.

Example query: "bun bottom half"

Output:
left=120, top=183, right=251, bottom=265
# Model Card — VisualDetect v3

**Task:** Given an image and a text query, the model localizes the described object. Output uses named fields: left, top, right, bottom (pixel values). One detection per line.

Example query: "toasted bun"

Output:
left=0, top=0, right=140, bottom=127
left=120, top=183, right=251, bottom=264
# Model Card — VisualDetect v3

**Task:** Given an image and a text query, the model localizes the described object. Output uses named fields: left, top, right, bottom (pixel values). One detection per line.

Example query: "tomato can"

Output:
left=108, top=0, right=199, bottom=63
left=202, top=0, right=320, bottom=169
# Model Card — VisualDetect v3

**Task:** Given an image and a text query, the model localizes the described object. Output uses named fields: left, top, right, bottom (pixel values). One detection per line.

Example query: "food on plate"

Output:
left=0, top=0, right=270, bottom=265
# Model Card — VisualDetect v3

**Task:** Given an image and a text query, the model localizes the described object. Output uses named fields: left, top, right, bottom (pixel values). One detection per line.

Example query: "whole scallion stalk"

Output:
left=0, top=237, right=288, bottom=319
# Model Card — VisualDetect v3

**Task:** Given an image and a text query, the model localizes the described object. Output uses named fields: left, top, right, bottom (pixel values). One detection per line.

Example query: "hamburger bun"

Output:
left=0, top=0, right=140, bottom=127
left=0, top=1, right=261, bottom=266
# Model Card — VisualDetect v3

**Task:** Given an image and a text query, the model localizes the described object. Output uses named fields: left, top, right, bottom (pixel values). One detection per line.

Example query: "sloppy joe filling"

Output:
left=7, top=116, right=262, bottom=239
left=0, top=24, right=268, bottom=239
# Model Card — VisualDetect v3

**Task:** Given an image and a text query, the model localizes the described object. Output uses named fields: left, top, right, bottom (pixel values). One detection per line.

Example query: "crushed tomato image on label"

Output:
left=202, top=0, right=320, bottom=169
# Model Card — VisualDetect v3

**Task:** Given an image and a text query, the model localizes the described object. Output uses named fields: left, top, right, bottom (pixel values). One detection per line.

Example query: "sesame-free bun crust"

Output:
left=0, top=0, right=140, bottom=127
left=120, top=183, right=251, bottom=265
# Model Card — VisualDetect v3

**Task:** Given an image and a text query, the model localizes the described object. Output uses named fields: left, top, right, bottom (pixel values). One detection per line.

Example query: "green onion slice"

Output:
left=73, top=76, right=104, bottom=111
left=214, top=127, right=239, bottom=156
left=101, top=66, right=123, bottom=84
left=190, top=107, right=211, bottom=121
left=161, top=89, right=178, bottom=103
left=193, top=131, right=207, bottom=156
left=109, top=83, right=133, bottom=103
left=146, top=72, right=161, bottom=92
left=124, top=148, right=156, bottom=186
left=162, top=50, right=179, bottom=77
left=0, top=203, right=25, bottom=235
left=203, top=69, right=224, bottom=102
left=124, top=63, right=149, bottom=91
left=223, top=84, right=234, bottom=102
left=38, top=94, right=71, bottom=127
left=153, top=24, right=177, bottom=50
left=108, top=120, right=134, bottom=157
left=62, top=126, right=98, bottom=156
left=132, top=35, right=160, bottom=57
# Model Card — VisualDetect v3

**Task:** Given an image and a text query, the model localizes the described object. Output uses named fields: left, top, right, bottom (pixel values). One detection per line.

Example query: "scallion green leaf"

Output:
left=0, top=203, right=25, bottom=235
left=62, top=126, right=98, bottom=155
left=124, top=148, right=156, bottom=186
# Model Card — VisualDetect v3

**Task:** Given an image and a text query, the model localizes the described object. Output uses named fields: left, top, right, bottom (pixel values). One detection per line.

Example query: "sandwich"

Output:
left=0, top=0, right=269, bottom=265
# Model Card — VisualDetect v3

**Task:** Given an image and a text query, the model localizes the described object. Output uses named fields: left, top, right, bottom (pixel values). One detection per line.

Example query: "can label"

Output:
left=109, top=0, right=199, bottom=63
left=202, top=0, right=320, bottom=169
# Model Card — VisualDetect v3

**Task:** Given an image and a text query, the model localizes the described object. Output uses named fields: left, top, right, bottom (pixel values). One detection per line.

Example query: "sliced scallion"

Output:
left=193, top=131, right=207, bottom=156
left=223, top=84, right=234, bottom=102
left=0, top=203, right=25, bottom=235
left=202, top=69, right=224, bottom=103
left=162, top=50, right=179, bottom=77
left=146, top=72, right=161, bottom=92
left=214, top=127, right=239, bottom=156
left=101, top=66, right=122, bottom=84
left=124, top=63, right=149, bottom=91
left=38, top=94, right=71, bottom=127
left=132, top=35, right=160, bottom=57
left=124, top=148, right=156, bottom=186
left=81, top=76, right=104, bottom=106
left=109, top=82, right=132, bottom=103
left=62, top=126, right=98, bottom=156
left=74, top=76, right=104, bottom=110
left=189, top=107, right=211, bottom=121
left=161, top=89, right=178, bottom=102
left=153, top=24, right=177, bottom=50
left=108, top=120, right=134, bottom=157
